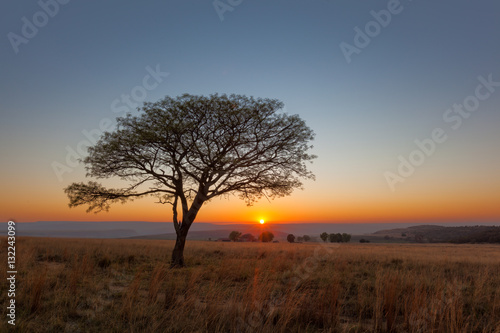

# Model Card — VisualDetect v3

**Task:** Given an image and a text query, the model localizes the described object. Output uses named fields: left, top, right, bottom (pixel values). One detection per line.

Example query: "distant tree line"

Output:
left=228, top=231, right=273, bottom=242
left=228, top=231, right=354, bottom=244
left=286, top=234, right=311, bottom=243
left=319, top=232, right=351, bottom=243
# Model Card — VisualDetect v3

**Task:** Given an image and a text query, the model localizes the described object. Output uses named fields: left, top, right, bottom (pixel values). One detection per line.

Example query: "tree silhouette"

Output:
left=287, top=234, right=295, bottom=243
left=229, top=231, right=242, bottom=242
left=259, top=231, right=275, bottom=242
left=64, top=94, right=316, bottom=267
left=240, top=233, right=256, bottom=242
left=320, top=232, right=328, bottom=242
left=341, top=233, right=351, bottom=243
left=328, top=233, right=339, bottom=243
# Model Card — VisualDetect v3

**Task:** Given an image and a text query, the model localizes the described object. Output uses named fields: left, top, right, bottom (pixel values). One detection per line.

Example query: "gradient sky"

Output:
left=1, top=0, right=499, bottom=224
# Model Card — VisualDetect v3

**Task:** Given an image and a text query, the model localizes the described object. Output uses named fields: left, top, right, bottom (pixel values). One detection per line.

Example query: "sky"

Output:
left=1, top=0, right=499, bottom=224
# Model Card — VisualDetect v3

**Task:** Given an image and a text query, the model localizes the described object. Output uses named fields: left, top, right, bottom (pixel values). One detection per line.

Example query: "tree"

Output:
left=259, top=231, right=274, bottom=243
left=341, top=233, right=351, bottom=243
left=287, top=234, right=295, bottom=243
left=229, top=231, right=242, bottom=242
left=303, top=235, right=311, bottom=242
left=320, top=232, right=328, bottom=242
left=240, top=233, right=256, bottom=242
left=64, top=94, right=316, bottom=267
left=297, top=236, right=304, bottom=242
left=328, top=233, right=338, bottom=243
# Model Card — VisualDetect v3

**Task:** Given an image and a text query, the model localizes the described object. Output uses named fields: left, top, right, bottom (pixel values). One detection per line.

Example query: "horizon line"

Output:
left=7, top=219, right=500, bottom=225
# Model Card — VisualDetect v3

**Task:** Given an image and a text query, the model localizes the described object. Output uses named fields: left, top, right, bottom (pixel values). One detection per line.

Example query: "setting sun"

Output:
left=259, top=219, right=265, bottom=224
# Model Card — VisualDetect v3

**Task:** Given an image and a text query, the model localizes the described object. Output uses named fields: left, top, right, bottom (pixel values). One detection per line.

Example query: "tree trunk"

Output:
left=171, top=231, right=187, bottom=268
left=170, top=193, right=205, bottom=268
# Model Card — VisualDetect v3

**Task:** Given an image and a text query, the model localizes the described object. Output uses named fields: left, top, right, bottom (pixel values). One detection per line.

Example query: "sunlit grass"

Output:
left=1, top=237, right=499, bottom=332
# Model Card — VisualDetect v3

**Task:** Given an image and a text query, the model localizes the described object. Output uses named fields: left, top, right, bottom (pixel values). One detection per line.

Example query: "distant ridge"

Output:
left=373, top=225, right=500, bottom=243
left=1, top=221, right=499, bottom=240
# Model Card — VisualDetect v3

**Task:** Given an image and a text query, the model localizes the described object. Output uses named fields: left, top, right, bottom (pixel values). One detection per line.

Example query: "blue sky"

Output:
left=1, top=0, right=499, bottom=223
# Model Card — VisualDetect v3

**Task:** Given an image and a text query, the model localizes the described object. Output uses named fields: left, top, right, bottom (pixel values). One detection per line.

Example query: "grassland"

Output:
left=1, top=237, right=500, bottom=332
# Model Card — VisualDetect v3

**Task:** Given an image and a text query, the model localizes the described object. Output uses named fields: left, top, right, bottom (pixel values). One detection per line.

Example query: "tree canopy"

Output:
left=65, top=93, right=316, bottom=266
left=259, top=231, right=275, bottom=243
left=229, top=231, right=242, bottom=242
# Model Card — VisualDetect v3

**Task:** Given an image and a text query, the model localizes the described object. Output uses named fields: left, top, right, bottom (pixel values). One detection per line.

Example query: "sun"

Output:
left=259, top=219, right=265, bottom=224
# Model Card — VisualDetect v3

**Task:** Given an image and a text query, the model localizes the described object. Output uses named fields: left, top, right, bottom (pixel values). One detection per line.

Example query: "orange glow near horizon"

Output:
left=2, top=188, right=500, bottom=224
left=1, top=174, right=499, bottom=223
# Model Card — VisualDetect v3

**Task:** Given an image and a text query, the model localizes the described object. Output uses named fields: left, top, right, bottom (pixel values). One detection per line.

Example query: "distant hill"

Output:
left=131, top=229, right=289, bottom=241
left=373, top=225, right=500, bottom=243
left=1, top=221, right=499, bottom=242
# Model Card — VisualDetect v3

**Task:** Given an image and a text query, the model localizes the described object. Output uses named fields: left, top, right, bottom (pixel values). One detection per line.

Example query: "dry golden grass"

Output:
left=1, top=237, right=500, bottom=332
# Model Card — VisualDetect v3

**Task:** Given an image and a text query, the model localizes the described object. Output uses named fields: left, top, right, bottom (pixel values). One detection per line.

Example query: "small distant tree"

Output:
left=259, top=231, right=274, bottom=243
left=328, top=233, right=335, bottom=243
left=303, top=235, right=311, bottom=242
left=335, top=233, right=342, bottom=242
left=229, top=231, right=242, bottom=242
left=287, top=234, right=295, bottom=243
left=328, top=233, right=338, bottom=243
left=297, top=236, right=304, bottom=242
left=320, top=232, right=328, bottom=242
left=359, top=238, right=370, bottom=243
left=341, top=233, right=351, bottom=243
left=240, top=233, right=256, bottom=242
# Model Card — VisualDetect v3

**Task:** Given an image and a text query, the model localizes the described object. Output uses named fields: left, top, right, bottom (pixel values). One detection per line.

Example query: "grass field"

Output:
left=1, top=237, right=500, bottom=332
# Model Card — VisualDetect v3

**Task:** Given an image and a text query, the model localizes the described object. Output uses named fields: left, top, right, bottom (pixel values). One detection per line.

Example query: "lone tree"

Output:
left=259, top=231, right=275, bottom=243
left=341, top=233, right=351, bottom=243
left=64, top=94, right=316, bottom=267
left=287, top=234, right=295, bottom=243
left=240, top=233, right=256, bottom=242
left=329, top=233, right=339, bottom=243
left=229, top=231, right=242, bottom=242
left=320, top=232, right=328, bottom=242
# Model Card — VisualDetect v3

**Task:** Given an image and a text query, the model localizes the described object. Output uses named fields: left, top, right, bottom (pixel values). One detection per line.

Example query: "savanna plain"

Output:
left=1, top=237, right=499, bottom=332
